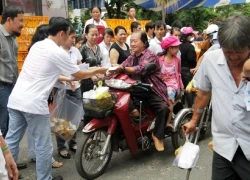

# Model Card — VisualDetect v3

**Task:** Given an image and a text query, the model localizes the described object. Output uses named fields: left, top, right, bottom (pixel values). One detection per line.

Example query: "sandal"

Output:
left=52, top=161, right=63, bottom=168
left=58, top=150, right=71, bottom=159
left=69, top=145, right=77, bottom=153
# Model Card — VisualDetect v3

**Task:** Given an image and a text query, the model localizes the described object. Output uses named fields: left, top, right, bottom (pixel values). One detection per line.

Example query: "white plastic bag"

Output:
left=173, top=141, right=200, bottom=169
left=50, top=89, right=84, bottom=141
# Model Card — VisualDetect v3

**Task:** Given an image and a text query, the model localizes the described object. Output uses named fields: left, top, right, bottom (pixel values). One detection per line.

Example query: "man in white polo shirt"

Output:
left=5, top=17, right=107, bottom=180
left=183, top=15, right=250, bottom=180
left=148, top=20, right=166, bottom=55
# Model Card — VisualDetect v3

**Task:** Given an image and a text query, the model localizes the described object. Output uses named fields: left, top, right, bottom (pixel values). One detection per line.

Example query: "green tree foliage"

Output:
left=215, top=3, right=250, bottom=17
left=69, top=0, right=250, bottom=33
left=171, top=7, right=218, bottom=32
left=104, top=0, right=128, bottom=19
left=169, top=3, right=250, bottom=32
left=104, top=0, right=161, bottom=21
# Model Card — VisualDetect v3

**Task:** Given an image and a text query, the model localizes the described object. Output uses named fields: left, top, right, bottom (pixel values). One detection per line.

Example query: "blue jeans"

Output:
left=5, top=108, right=53, bottom=180
left=27, top=130, right=55, bottom=164
left=55, top=87, right=81, bottom=151
left=0, top=82, right=14, bottom=137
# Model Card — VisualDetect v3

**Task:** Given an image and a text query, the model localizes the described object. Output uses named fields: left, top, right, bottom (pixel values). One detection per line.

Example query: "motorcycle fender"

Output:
left=82, top=116, right=117, bottom=134
left=172, top=108, right=193, bottom=132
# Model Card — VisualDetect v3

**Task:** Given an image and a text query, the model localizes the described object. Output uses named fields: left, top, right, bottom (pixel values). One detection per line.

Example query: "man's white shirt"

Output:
left=8, top=39, right=80, bottom=114
left=148, top=37, right=163, bottom=55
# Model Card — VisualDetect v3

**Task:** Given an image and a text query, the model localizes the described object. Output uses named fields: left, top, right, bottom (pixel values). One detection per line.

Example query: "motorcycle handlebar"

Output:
left=138, top=82, right=153, bottom=88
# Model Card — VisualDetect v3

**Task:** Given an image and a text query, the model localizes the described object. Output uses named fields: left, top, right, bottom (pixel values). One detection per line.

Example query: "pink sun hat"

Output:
left=161, top=36, right=181, bottom=50
left=181, top=27, right=195, bottom=35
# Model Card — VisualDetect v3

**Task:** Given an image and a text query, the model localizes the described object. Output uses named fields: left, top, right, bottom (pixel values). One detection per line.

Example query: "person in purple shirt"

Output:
left=110, top=31, right=169, bottom=152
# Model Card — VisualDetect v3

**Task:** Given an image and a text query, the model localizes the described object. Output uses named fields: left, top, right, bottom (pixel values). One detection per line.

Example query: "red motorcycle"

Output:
left=75, top=64, right=192, bottom=179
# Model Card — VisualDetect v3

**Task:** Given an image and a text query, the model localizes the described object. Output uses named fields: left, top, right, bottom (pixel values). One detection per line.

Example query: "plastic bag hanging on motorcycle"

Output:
left=50, top=88, right=84, bottom=141
left=82, top=86, right=115, bottom=117
left=173, top=138, right=200, bottom=169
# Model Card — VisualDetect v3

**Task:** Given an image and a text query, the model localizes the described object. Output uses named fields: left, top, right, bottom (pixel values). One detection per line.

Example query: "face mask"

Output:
left=190, top=37, right=194, bottom=42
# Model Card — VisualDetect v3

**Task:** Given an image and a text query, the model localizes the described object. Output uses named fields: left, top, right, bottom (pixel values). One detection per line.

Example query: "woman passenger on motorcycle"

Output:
left=110, top=31, right=170, bottom=152
left=158, top=36, right=184, bottom=130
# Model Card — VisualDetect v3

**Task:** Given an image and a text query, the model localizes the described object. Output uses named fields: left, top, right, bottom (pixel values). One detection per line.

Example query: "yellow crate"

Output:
left=105, top=19, right=151, bottom=35
left=17, top=60, right=24, bottom=68
left=17, top=52, right=28, bottom=61
left=18, top=41, right=30, bottom=51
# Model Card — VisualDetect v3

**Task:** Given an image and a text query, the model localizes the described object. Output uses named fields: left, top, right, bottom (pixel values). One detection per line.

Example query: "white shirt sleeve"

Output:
left=74, top=47, right=82, bottom=62
left=126, top=35, right=131, bottom=48
left=54, top=50, right=80, bottom=75
left=148, top=40, right=156, bottom=55
left=101, top=20, right=108, bottom=28
left=0, top=130, right=2, bottom=136
left=196, top=56, right=212, bottom=92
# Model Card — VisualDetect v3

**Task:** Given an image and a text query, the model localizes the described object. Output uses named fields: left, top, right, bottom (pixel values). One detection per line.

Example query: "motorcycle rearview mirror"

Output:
left=144, top=63, right=157, bottom=72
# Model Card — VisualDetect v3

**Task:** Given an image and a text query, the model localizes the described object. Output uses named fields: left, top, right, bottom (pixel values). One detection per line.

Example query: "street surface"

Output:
left=18, top=122, right=212, bottom=180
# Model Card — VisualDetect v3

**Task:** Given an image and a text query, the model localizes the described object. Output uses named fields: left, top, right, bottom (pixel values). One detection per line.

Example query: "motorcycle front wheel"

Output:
left=75, top=129, right=113, bottom=180
left=171, top=111, right=195, bottom=150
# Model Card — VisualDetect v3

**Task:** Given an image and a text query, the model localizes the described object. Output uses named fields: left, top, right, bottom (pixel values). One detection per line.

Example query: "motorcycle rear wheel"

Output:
left=75, top=129, right=113, bottom=180
left=171, top=111, right=195, bottom=150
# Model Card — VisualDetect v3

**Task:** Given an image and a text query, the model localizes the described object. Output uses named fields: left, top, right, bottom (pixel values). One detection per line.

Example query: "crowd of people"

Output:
left=1, top=4, right=250, bottom=180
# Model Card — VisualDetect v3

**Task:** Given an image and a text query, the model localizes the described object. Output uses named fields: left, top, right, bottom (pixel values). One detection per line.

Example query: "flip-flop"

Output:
left=58, top=150, right=71, bottom=159
left=52, top=161, right=63, bottom=168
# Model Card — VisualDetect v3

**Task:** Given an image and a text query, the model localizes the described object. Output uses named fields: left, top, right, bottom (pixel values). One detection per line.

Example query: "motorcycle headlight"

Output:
left=105, top=79, right=132, bottom=89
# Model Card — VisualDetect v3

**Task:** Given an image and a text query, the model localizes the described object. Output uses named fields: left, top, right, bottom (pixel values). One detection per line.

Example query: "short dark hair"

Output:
left=130, top=21, right=141, bottom=33
left=103, top=28, right=114, bottom=37
left=114, top=26, right=127, bottom=35
left=28, top=24, right=49, bottom=51
left=48, top=17, right=70, bottom=36
left=145, top=22, right=154, bottom=32
left=85, top=24, right=97, bottom=34
left=91, top=7, right=102, bottom=13
left=171, top=27, right=180, bottom=35
left=69, top=25, right=76, bottom=35
left=171, top=20, right=182, bottom=29
left=1, top=5, right=24, bottom=24
left=181, top=33, right=193, bottom=42
left=75, top=35, right=85, bottom=44
left=218, top=15, right=250, bottom=50
left=154, top=20, right=166, bottom=29
left=128, top=6, right=135, bottom=12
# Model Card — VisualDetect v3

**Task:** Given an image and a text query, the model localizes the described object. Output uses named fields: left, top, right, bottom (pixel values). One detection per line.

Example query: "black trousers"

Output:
left=212, top=147, right=250, bottom=180
left=181, top=68, right=195, bottom=108
left=130, top=91, right=169, bottom=139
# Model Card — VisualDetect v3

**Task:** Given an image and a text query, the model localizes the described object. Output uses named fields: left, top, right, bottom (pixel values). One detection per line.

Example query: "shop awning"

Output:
left=134, top=0, right=250, bottom=13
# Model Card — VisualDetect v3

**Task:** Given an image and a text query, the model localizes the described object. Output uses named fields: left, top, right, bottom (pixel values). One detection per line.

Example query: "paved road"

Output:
left=18, top=123, right=212, bottom=180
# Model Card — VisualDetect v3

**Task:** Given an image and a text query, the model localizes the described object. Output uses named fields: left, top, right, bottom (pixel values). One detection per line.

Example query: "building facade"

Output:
left=1, top=0, right=68, bottom=18
left=68, top=0, right=105, bottom=9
